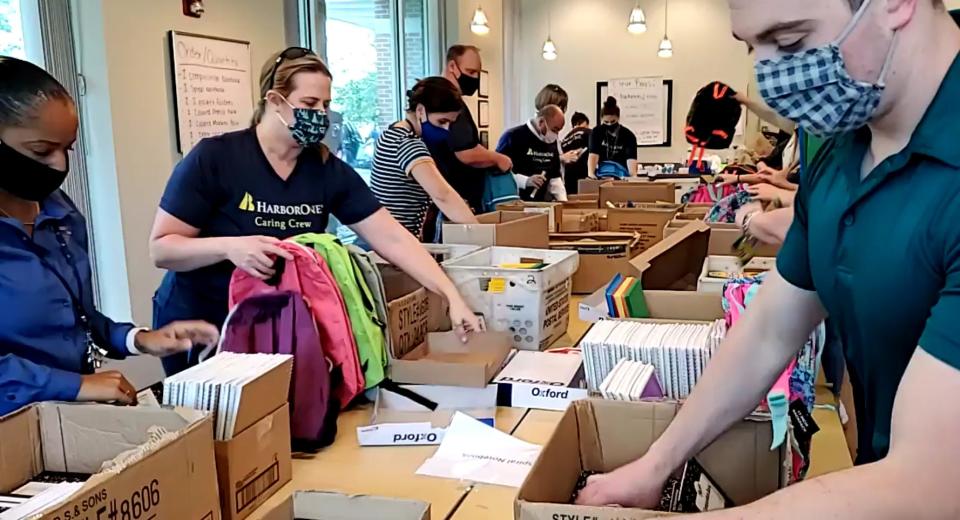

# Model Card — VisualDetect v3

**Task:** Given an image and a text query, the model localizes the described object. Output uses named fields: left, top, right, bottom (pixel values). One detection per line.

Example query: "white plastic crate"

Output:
left=442, top=247, right=579, bottom=351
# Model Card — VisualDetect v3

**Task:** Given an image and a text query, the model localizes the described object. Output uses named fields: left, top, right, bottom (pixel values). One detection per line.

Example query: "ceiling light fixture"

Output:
left=658, top=0, right=673, bottom=58
left=627, top=1, right=647, bottom=34
left=542, top=2, right=557, bottom=60
left=470, top=6, right=490, bottom=35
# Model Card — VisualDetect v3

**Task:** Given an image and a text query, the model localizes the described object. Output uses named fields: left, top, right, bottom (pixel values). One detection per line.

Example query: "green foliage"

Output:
left=334, top=74, right=380, bottom=126
left=0, top=0, right=24, bottom=57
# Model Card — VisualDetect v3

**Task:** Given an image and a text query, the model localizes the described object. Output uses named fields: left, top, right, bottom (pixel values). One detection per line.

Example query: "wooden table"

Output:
left=248, top=406, right=528, bottom=520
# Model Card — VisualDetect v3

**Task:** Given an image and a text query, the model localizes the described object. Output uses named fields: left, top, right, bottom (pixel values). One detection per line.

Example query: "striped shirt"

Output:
left=371, top=123, right=435, bottom=238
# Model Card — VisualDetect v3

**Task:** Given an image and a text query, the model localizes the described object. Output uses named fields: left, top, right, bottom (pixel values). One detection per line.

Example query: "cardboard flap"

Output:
left=698, top=419, right=782, bottom=505
left=38, top=404, right=198, bottom=473
left=289, top=491, right=430, bottom=520
left=389, top=331, right=512, bottom=387
left=516, top=402, right=583, bottom=504
left=589, top=400, right=679, bottom=472
left=599, top=183, right=676, bottom=206
left=708, top=228, right=781, bottom=257
left=374, top=384, right=499, bottom=426
left=629, top=222, right=709, bottom=290
left=0, top=405, right=41, bottom=492
left=232, top=357, right=293, bottom=436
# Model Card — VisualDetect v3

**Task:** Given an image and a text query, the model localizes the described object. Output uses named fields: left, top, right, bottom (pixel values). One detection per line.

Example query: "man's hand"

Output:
left=561, top=149, right=581, bottom=164
left=746, top=183, right=783, bottom=204
left=135, top=321, right=220, bottom=357
left=528, top=173, right=546, bottom=189
left=77, top=371, right=138, bottom=405
left=495, top=154, right=513, bottom=173
left=757, top=161, right=788, bottom=183
left=576, top=457, right=669, bottom=508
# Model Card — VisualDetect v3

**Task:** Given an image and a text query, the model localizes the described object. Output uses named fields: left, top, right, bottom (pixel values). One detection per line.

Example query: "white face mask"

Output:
left=537, top=120, right=558, bottom=143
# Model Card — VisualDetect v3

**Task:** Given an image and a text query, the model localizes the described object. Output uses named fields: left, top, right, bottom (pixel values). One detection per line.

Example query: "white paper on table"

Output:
left=415, top=412, right=542, bottom=487
left=0, top=482, right=84, bottom=520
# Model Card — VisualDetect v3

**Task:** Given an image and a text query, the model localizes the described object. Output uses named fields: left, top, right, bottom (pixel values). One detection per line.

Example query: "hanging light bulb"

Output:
left=657, top=0, right=672, bottom=58
left=627, top=2, right=647, bottom=34
left=470, top=6, right=490, bottom=35
left=658, top=37, right=673, bottom=58
left=542, top=38, right=558, bottom=60
left=542, top=1, right=557, bottom=61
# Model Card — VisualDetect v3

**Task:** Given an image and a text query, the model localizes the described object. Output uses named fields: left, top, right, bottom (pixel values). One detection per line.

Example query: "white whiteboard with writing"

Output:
left=607, top=76, right=668, bottom=146
left=169, top=31, right=253, bottom=153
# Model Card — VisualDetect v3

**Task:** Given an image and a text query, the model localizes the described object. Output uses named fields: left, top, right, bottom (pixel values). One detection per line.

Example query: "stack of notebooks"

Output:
left=598, top=359, right=663, bottom=401
left=581, top=319, right=726, bottom=399
left=162, top=352, right=292, bottom=441
left=605, top=273, right=649, bottom=318
left=1, top=474, right=88, bottom=519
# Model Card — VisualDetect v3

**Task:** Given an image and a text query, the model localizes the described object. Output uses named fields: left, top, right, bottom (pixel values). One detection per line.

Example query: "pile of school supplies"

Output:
left=0, top=475, right=87, bottom=519
left=162, top=352, right=293, bottom=441
left=604, top=273, right=648, bottom=318
left=598, top=359, right=663, bottom=401
left=581, top=319, right=726, bottom=399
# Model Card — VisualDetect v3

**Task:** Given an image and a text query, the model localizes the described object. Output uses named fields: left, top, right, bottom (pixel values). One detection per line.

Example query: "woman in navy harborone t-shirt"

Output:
left=149, top=48, right=484, bottom=375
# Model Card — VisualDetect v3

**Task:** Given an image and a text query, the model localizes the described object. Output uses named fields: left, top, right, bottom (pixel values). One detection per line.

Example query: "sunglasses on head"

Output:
left=263, top=47, right=316, bottom=95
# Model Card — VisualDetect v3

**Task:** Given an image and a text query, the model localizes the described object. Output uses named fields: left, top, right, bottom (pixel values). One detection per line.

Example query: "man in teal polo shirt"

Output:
left=578, top=0, right=960, bottom=515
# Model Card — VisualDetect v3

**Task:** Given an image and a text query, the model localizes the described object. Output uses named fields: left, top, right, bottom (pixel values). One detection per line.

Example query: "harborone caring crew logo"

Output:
left=238, top=192, right=324, bottom=231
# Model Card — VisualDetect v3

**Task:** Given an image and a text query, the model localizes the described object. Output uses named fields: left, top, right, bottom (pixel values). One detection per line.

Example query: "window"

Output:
left=0, top=0, right=43, bottom=65
left=314, top=0, right=440, bottom=243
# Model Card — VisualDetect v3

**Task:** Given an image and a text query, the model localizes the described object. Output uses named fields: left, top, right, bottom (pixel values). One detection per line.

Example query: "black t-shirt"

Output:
left=497, top=123, right=561, bottom=202
left=589, top=124, right=638, bottom=168
left=561, top=127, right=592, bottom=192
left=154, top=128, right=381, bottom=328
left=424, top=99, right=485, bottom=211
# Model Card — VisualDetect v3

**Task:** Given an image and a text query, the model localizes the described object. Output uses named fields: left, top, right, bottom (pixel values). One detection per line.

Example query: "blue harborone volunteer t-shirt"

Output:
left=154, top=127, right=381, bottom=334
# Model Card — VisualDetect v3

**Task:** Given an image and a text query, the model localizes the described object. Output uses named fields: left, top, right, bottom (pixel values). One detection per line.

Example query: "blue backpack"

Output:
left=597, top=161, right=629, bottom=180
left=482, top=169, right=520, bottom=213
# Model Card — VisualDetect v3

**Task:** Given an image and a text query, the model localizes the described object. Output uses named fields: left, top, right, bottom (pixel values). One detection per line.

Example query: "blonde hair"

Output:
left=252, top=50, right=333, bottom=159
left=251, top=51, right=332, bottom=126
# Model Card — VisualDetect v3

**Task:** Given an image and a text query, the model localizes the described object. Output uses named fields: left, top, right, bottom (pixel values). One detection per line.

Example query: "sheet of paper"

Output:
left=416, top=412, right=542, bottom=487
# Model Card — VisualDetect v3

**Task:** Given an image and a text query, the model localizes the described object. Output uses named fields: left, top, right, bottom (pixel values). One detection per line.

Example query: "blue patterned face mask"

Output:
left=277, top=96, right=329, bottom=147
left=755, top=0, right=897, bottom=137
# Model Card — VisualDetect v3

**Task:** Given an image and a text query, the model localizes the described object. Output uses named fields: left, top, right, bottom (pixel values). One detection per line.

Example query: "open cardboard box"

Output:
left=578, top=178, right=610, bottom=195
left=356, top=383, right=498, bottom=446
left=579, top=289, right=723, bottom=324
left=214, top=357, right=293, bottom=520
left=577, top=222, right=712, bottom=322
left=599, top=182, right=676, bottom=206
left=698, top=255, right=777, bottom=294
left=549, top=232, right=643, bottom=294
left=560, top=210, right=600, bottom=232
left=0, top=403, right=220, bottom=520
left=261, top=491, right=430, bottom=520
left=443, top=211, right=550, bottom=249
left=515, top=400, right=785, bottom=520
left=606, top=203, right=683, bottom=252
left=496, top=201, right=564, bottom=233
left=381, top=262, right=451, bottom=361
left=389, top=330, right=513, bottom=387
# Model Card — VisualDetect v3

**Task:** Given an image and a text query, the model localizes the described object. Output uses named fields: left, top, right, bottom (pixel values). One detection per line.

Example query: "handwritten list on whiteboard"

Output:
left=608, top=77, right=667, bottom=146
left=169, top=31, right=253, bottom=152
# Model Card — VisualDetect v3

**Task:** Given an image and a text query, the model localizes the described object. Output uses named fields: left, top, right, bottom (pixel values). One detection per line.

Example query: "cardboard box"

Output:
left=0, top=403, right=220, bottom=520
left=549, top=232, right=642, bottom=294
left=667, top=220, right=739, bottom=232
left=576, top=222, right=711, bottom=321
left=215, top=404, right=292, bottom=520
left=389, top=331, right=513, bottom=387
left=706, top=228, right=781, bottom=258
left=606, top=203, right=683, bottom=251
left=382, top=263, right=450, bottom=360
left=560, top=210, right=600, bottom=233
left=356, top=384, right=498, bottom=446
left=443, top=211, right=550, bottom=249
left=579, top=288, right=724, bottom=323
left=599, top=182, right=676, bottom=206
left=496, top=201, right=564, bottom=233
left=578, top=178, right=610, bottom=195
left=698, top=255, right=777, bottom=293
left=494, top=350, right=589, bottom=412
left=568, top=193, right=599, bottom=202
left=262, top=491, right=430, bottom=520
left=515, top=400, right=785, bottom=520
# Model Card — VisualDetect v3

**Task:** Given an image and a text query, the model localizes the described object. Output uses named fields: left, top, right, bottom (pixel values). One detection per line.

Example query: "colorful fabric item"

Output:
left=705, top=189, right=752, bottom=223
left=681, top=182, right=740, bottom=204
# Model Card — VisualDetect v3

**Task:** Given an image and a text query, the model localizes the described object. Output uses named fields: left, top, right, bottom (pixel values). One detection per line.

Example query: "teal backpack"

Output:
left=291, top=233, right=387, bottom=389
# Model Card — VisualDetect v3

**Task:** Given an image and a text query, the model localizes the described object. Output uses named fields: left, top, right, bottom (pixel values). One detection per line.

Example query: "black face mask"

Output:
left=603, top=122, right=620, bottom=132
left=0, top=141, right=68, bottom=202
left=455, top=63, right=480, bottom=96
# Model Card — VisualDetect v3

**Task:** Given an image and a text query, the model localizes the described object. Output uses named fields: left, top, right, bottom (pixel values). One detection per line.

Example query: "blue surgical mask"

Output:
left=755, top=0, right=897, bottom=137
left=277, top=97, right=329, bottom=146
left=419, top=118, right=449, bottom=145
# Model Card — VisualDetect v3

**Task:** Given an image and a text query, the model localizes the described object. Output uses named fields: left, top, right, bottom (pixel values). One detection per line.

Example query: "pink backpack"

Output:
left=228, top=241, right=364, bottom=408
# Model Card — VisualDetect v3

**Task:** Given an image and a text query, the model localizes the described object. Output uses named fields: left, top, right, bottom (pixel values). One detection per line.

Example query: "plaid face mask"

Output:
left=755, top=0, right=897, bottom=137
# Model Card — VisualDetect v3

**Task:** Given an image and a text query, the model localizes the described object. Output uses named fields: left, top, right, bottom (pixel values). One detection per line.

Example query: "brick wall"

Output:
left=374, top=0, right=395, bottom=129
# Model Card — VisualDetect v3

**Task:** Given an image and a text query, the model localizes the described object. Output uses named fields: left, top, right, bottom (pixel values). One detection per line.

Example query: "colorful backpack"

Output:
left=228, top=241, right=364, bottom=408
left=218, top=292, right=338, bottom=452
left=346, top=244, right=392, bottom=358
left=596, top=161, right=629, bottom=180
left=292, top=234, right=388, bottom=389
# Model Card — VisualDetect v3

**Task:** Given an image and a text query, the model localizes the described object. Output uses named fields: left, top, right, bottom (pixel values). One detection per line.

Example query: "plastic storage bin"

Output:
left=443, top=247, right=579, bottom=351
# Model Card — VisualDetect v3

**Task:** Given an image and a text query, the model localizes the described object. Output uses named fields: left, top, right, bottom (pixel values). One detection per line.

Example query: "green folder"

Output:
left=624, top=278, right=650, bottom=318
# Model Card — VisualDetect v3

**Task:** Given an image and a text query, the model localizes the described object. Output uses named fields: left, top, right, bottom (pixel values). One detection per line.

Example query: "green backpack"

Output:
left=291, top=233, right=387, bottom=389
left=346, top=244, right=393, bottom=358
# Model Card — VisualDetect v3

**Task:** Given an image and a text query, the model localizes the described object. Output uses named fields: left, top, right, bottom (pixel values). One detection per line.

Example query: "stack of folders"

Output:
left=162, top=353, right=292, bottom=441
left=605, top=273, right=649, bottom=318
left=598, top=359, right=663, bottom=401
left=581, top=319, right=726, bottom=400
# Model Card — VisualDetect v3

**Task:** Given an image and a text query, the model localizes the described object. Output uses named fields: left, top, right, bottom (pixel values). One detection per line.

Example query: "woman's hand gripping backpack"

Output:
left=223, top=241, right=364, bottom=451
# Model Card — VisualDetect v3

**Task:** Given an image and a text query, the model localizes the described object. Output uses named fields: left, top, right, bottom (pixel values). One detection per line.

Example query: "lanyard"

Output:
left=31, top=227, right=106, bottom=371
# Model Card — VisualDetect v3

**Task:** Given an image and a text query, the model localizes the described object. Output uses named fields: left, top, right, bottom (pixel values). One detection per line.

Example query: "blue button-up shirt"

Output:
left=0, top=191, right=133, bottom=415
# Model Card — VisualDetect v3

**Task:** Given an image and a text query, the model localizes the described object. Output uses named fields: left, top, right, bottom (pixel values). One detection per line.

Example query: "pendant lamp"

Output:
left=470, top=6, right=490, bottom=35
left=658, top=0, right=673, bottom=58
left=627, top=1, right=647, bottom=34
left=542, top=2, right=557, bottom=60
